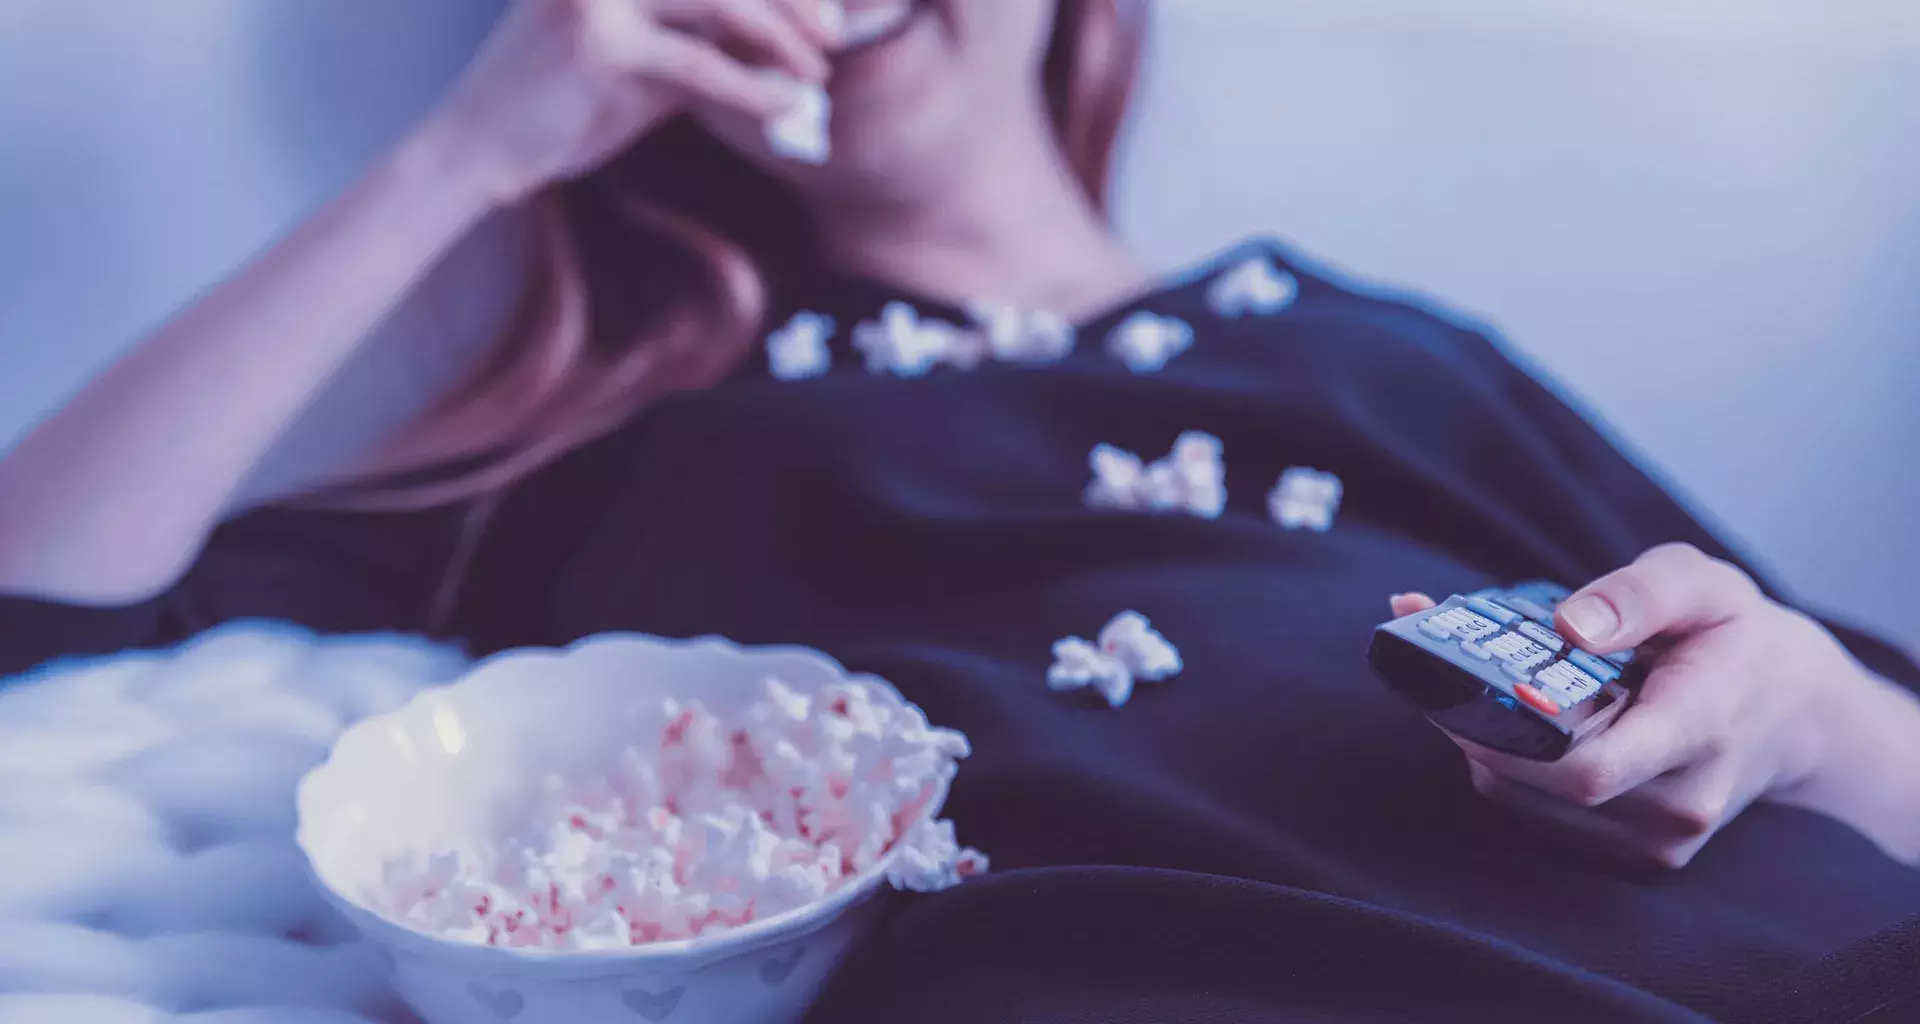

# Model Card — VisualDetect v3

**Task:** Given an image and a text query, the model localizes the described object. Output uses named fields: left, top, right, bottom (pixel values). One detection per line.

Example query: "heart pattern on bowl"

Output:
left=467, top=982, right=525, bottom=1020
left=622, top=985, right=687, bottom=1020
left=759, top=945, right=807, bottom=986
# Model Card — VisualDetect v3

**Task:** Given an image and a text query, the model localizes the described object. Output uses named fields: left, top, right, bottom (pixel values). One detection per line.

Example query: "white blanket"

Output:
left=0, top=624, right=469, bottom=1024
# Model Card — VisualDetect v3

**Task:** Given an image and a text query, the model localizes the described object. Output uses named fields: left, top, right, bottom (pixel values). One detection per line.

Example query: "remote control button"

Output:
left=1420, top=608, right=1463, bottom=638
left=1500, top=659, right=1537, bottom=681
left=1566, top=649, right=1621, bottom=683
left=1511, top=683, right=1561, bottom=717
left=1606, top=648, right=1636, bottom=666
left=1530, top=673, right=1577, bottom=706
left=1484, top=634, right=1525, bottom=658
left=1485, top=634, right=1554, bottom=672
left=1537, top=662, right=1600, bottom=703
left=1517, top=621, right=1566, bottom=652
left=1459, top=621, right=1500, bottom=643
left=1458, top=639, right=1493, bottom=660
left=1418, top=606, right=1498, bottom=640
left=1466, top=597, right=1522, bottom=625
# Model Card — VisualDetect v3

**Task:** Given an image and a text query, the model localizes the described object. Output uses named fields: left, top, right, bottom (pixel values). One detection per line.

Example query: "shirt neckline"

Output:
left=789, top=236, right=1289, bottom=335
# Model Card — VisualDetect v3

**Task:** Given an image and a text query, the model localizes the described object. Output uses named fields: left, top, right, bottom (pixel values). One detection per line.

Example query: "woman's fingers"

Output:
left=1466, top=760, right=1652, bottom=867
left=1466, top=760, right=1723, bottom=870
left=630, top=28, right=808, bottom=119
left=656, top=0, right=832, bottom=81
left=1555, top=543, right=1764, bottom=652
left=1445, top=641, right=1732, bottom=807
left=1454, top=700, right=1699, bottom=807
left=771, top=0, right=846, bottom=48
left=1388, top=592, right=1437, bottom=618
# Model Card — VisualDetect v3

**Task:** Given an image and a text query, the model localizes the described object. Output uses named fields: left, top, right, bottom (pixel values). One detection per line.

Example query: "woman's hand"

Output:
left=419, top=0, right=837, bottom=208
left=1394, top=543, right=1920, bottom=869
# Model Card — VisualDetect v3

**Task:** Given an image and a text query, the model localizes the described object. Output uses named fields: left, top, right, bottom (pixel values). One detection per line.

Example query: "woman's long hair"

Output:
left=326, top=0, right=1148, bottom=512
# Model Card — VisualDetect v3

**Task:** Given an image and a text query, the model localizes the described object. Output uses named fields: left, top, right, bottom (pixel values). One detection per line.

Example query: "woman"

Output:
left=1, top=0, right=1916, bottom=1019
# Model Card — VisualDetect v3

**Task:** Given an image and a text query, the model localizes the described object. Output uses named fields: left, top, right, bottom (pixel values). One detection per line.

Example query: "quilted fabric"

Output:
left=0, top=623, right=469, bottom=1024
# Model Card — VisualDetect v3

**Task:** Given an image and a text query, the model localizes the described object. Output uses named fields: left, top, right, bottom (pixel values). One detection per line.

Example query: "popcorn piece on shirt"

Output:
left=1022, top=310, right=1077, bottom=364
left=1269, top=467, right=1344, bottom=532
left=1083, top=431, right=1226, bottom=520
left=1163, top=431, right=1227, bottom=519
left=934, top=321, right=992, bottom=372
left=1048, top=636, right=1135, bottom=708
left=767, top=311, right=836, bottom=381
left=1084, top=444, right=1147, bottom=511
left=853, top=302, right=980, bottom=377
left=1104, top=311, right=1194, bottom=373
left=1048, top=611, right=1182, bottom=708
left=1099, top=611, right=1183, bottom=683
left=967, top=299, right=1023, bottom=358
left=849, top=299, right=1070, bottom=379
left=968, top=299, right=1077, bottom=365
left=1207, top=255, right=1300, bottom=319
left=765, top=76, right=832, bottom=165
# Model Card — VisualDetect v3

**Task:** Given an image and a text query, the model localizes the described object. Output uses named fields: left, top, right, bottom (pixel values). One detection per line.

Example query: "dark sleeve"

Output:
left=1462, top=328, right=1920, bottom=692
left=0, top=501, right=479, bottom=680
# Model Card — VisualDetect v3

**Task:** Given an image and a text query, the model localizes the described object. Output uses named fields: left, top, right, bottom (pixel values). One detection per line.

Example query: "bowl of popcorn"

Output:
left=295, top=633, right=985, bottom=1024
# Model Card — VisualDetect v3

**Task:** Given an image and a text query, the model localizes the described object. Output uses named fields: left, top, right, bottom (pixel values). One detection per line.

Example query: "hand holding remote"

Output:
left=1403, top=543, right=1920, bottom=870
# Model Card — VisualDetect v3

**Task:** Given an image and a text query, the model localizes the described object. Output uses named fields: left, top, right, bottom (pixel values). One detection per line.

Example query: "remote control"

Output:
left=1368, top=582, right=1646, bottom=761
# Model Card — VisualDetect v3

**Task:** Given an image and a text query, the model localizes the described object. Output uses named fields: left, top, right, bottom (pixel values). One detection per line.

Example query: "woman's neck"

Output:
left=809, top=117, right=1151, bottom=321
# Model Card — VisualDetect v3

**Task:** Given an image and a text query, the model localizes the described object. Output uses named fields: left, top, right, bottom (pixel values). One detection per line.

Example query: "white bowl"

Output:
left=295, top=633, right=946, bottom=1024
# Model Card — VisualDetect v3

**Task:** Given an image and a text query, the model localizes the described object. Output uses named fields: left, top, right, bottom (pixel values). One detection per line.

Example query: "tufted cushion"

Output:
left=0, top=624, right=470, bottom=1024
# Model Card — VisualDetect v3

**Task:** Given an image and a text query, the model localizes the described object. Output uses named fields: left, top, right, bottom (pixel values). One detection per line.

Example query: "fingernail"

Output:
left=818, top=0, right=846, bottom=40
left=1560, top=595, right=1620, bottom=646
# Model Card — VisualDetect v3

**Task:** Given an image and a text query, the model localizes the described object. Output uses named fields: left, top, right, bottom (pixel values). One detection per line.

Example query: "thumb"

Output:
left=1557, top=544, right=1763, bottom=652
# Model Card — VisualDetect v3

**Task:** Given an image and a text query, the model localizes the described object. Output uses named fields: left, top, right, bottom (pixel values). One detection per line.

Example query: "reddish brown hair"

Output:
left=329, top=0, right=1149, bottom=511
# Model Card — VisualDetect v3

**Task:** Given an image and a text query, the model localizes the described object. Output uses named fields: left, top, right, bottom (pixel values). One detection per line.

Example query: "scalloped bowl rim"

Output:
left=295, top=632, right=947, bottom=977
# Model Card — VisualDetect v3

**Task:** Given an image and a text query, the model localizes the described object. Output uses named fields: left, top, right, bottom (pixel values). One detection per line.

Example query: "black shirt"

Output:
left=5, top=240, right=1917, bottom=1022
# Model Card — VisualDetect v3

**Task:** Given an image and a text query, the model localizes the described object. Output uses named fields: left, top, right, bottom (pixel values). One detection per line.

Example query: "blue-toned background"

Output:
left=2, top=0, right=1915, bottom=645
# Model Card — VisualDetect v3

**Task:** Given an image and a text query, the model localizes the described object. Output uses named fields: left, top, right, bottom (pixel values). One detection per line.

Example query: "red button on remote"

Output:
left=1511, top=682, right=1561, bottom=717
